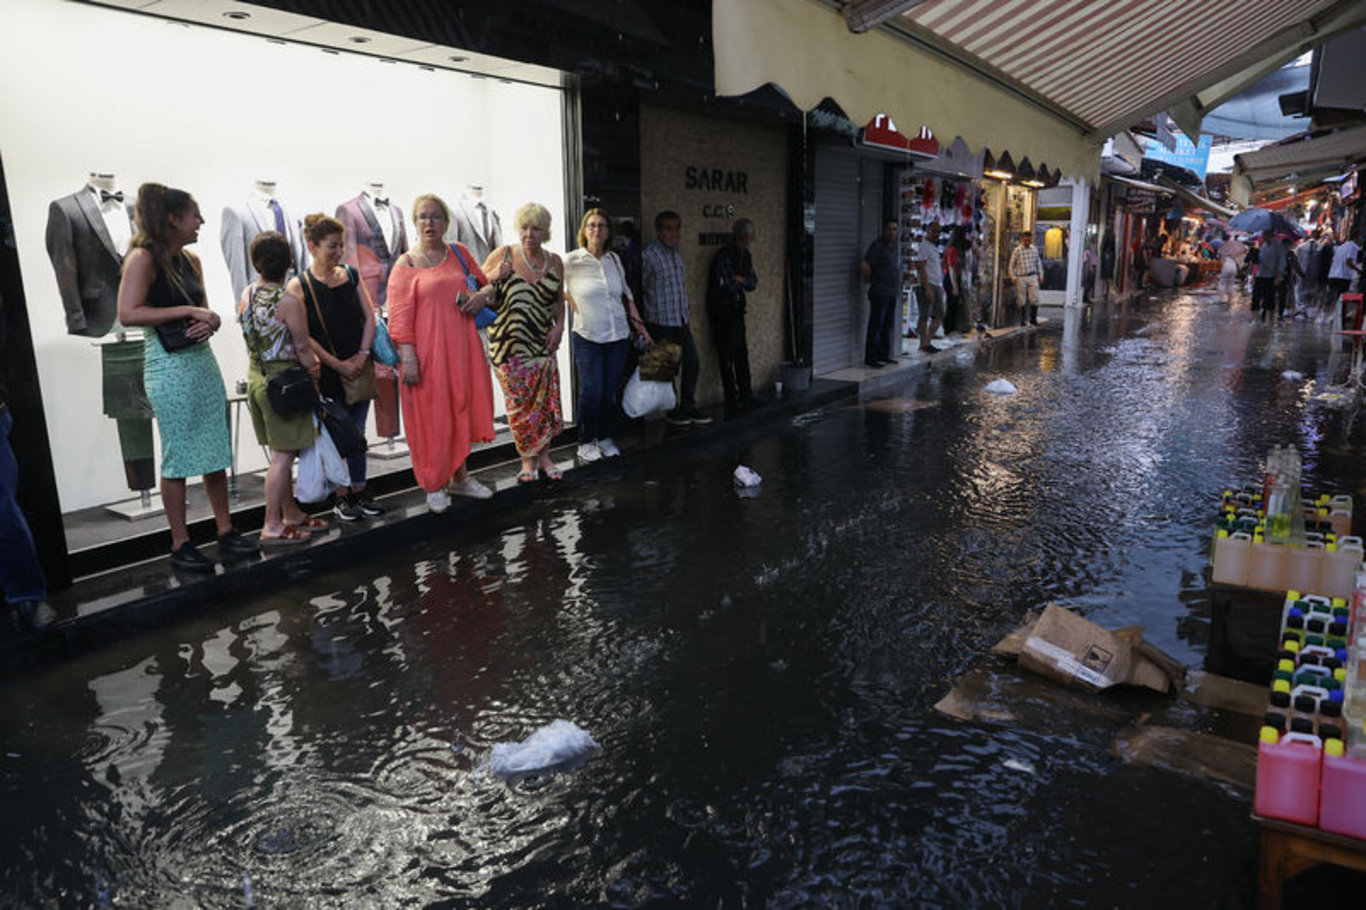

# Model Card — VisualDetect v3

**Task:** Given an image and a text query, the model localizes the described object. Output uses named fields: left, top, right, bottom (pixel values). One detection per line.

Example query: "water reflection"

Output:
left=3, top=292, right=1365, bottom=905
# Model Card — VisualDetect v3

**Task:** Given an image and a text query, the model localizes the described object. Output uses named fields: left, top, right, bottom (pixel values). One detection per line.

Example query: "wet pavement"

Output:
left=3, top=289, right=1365, bottom=907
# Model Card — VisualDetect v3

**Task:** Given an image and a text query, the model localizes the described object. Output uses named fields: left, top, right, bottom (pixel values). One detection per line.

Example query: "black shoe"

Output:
left=864, top=359, right=885, bottom=368
left=217, top=529, right=261, bottom=558
left=685, top=407, right=713, bottom=425
left=666, top=409, right=693, bottom=427
left=354, top=493, right=384, bottom=517
left=170, top=542, right=216, bottom=574
left=921, top=345, right=942, bottom=354
left=333, top=493, right=363, bottom=522
left=13, top=600, right=56, bottom=632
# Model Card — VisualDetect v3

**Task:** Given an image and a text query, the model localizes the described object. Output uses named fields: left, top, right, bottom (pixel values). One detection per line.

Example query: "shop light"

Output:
left=985, top=150, right=1016, bottom=181
left=449, top=55, right=469, bottom=63
left=222, top=10, right=251, bottom=20
left=348, top=35, right=372, bottom=44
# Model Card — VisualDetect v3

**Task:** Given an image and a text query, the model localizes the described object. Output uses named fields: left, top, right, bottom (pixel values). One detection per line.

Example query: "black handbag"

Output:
left=316, top=396, right=368, bottom=459
left=266, top=367, right=317, bottom=415
left=154, top=253, right=208, bottom=353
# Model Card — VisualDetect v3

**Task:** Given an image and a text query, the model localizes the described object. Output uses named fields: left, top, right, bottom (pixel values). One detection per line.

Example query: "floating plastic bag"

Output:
left=984, top=379, right=1018, bottom=395
left=622, top=368, right=676, bottom=418
left=1281, top=370, right=1304, bottom=381
left=296, top=417, right=351, bottom=503
left=733, top=465, right=762, bottom=488
left=488, top=720, right=600, bottom=776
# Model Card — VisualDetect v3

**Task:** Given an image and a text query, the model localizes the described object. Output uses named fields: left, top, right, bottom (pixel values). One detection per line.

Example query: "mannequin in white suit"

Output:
left=444, top=183, right=502, bottom=263
left=220, top=180, right=308, bottom=299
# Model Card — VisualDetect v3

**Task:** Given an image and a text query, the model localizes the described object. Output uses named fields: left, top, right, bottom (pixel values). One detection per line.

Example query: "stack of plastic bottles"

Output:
left=1254, top=586, right=1366, bottom=836
left=1210, top=446, right=1358, bottom=597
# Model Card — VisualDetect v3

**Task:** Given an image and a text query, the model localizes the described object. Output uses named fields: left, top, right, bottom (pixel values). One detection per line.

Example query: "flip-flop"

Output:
left=517, top=470, right=539, bottom=484
left=295, top=516, right=329, bottom=530
left=260, top=524, right=310, bottom=546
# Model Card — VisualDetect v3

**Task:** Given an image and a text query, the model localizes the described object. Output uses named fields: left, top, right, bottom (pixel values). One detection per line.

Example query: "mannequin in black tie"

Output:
left=45, top=172, right=155, bottom=494
left=336, top=183, right=408, bottom=439
left=221, top=180, right=308, bottom=301
left=446, top=182, right=502, bottom=263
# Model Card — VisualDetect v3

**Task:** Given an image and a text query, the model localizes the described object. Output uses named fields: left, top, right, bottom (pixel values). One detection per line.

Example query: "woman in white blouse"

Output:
left=563, top=209, right=651, bottom=461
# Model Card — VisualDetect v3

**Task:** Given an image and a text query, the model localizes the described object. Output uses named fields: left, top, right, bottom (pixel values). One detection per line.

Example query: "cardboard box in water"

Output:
left=1019, top=604, right=1172, bottom=693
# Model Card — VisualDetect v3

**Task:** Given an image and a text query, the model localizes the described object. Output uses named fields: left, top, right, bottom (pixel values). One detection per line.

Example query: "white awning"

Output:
left=1232, top=125, right=1366, bottom=202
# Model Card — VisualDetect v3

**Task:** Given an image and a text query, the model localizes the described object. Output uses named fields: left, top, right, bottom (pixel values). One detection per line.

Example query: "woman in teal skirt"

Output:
left=117, top=183, right=259, bottom=572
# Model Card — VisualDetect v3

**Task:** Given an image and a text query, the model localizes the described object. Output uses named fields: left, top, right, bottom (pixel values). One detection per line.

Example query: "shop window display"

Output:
left=0, top=0, right=571, bottom=549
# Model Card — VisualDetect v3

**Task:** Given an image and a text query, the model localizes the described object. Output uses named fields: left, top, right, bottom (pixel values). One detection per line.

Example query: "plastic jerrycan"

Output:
left=1322, top=537, right=1364, bottom=602
left=1330, top=495, right=1354, bottom=538
left=1247, top=537, right=1289, bottom=592
left=1254, top=729, right=1323, bottom=825
left=1285, top=542, right=1326, bottom=596
left=1212, top=531, right=1252, bottom=586
left=1321, top=736, right=1366, bottom=839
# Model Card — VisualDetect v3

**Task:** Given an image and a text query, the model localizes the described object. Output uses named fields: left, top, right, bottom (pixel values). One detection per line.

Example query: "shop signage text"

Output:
left=685, top=166, right=746, bottom=223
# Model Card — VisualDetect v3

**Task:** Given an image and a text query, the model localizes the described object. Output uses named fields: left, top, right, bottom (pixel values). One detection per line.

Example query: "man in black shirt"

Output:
left=860, top=220, right=900, bottom=367
left=706, top=219, right=762, bottom=417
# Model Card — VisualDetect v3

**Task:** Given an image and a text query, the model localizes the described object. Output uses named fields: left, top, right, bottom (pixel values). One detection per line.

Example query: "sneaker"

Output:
left=684, top=408, right=713, bottom=425
left=666, top=409, right=693, bottom=427
left=426, top=490, right=451, bottom=513
left=334, top=493, right=363, bottom=522
left=577, top=441, right=604, bottom=462
left=13, top=600, right=56, bottom=632
left=217, top=529, right=261, bottom=558
left=170, top=541, right=216, bottom=574
left=354, top=493, right=384, bottom=517
left=450, top=476, right=493, bottom=500
left=597, top=438, right=622, bottom=458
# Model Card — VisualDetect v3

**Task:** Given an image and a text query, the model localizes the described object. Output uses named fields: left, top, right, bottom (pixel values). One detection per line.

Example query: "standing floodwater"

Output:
left=3, top=293, right=1364, bottom=906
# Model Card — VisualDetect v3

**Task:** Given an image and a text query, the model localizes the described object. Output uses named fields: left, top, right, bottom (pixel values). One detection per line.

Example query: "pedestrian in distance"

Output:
left=563, top=208, right=651, bottom=462
left=116, top=183, right=260, bottom=573
left=859, top=218, right=900, bottom=367
left=1008, top=231, right=1041, bottom=327
left=1325, top=232, right=1361, bottom=328
left=641, top=211, right=711, bottom=426
left=236, top=231, right=326, bottom=544
left=480, top=202, right=567, bottom=484
left=388, top=194, right=499, bottom=513
left=1252, top=229, right=1287, bottom=324
left=706, top=218, right=763, bottom=418
left=291, top=214, right=381, bottom=521
left=915, top=221, right=946, bottom=351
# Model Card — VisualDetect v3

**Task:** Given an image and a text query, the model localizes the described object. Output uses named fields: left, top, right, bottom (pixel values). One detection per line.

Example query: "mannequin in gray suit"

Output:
left=221, top=180, right=308, bottom=300
left=444, top=184, right=502, bottom=263
left=45, top=174, right=132, bottom=337
left=45, top=174, right=153, bottom=492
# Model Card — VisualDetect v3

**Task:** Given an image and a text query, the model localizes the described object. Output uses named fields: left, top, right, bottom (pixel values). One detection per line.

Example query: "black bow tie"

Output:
left=99, top=190, right=124, bottom=204
left=373, top=197, right=389, bottom=207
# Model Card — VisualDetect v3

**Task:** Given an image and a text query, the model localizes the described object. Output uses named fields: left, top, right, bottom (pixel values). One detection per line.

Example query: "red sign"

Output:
left=862, top=114, right=939, bottom=158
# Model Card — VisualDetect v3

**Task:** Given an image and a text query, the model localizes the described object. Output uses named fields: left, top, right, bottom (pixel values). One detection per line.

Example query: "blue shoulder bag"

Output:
left=449, top=243, right=498, bottom=329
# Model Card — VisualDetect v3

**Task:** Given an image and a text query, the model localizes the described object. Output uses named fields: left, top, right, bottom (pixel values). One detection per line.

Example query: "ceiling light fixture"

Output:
left=222, top=10, right=251, bottom=20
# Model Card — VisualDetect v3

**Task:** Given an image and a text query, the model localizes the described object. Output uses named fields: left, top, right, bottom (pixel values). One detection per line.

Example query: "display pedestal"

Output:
left=370, top=437, right=410, bottom=461
left=104, top=489, right=163, bottom=521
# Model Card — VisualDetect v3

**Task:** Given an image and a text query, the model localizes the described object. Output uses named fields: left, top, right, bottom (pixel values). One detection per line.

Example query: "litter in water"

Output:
left=1280, top=370, right=1303, bottom=380
left=487, top=719, right=600, bottom=776
left=733, top=465, right=762, bottom=488
left=1002, top=758, right=1037, bottom=775
left=984, top=379, right=1018, bottom=395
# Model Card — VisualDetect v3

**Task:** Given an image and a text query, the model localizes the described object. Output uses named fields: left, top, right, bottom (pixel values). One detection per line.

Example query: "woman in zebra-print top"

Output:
left=480, top=202, right=566, bottom=482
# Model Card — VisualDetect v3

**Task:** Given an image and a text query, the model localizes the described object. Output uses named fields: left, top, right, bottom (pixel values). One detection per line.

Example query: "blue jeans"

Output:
left=0, top=409, right=47, bottom=606
left=573, top=334, right=630, bottom=442
left=345, top=400, right=369, bottom=486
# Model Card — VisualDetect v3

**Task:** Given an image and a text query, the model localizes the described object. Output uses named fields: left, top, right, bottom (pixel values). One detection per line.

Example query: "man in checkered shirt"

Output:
left=641, top=211, right=711, bottom=426
left=1008, top=231, right=1042, bottom=326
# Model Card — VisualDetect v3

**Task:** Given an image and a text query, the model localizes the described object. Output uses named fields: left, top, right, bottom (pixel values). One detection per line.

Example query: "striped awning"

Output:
left=895, top=0, right=1358, bottom=140
left=715, top=0, right=1366, bottom=180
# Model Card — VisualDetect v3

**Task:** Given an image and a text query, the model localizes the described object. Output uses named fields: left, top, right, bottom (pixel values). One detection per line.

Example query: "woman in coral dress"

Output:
left=387, top=194, right=499, bottom=513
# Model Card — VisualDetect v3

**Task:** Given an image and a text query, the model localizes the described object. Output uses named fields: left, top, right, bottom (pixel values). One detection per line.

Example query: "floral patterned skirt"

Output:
left=494, top=354, right=563, bottom=456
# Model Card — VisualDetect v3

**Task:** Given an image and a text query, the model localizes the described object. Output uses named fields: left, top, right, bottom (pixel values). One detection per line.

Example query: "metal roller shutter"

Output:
left=812, top=144, right=882, bottom=374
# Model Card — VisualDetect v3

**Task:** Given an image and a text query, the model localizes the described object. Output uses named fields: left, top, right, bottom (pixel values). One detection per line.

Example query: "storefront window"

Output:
left=1034, top=186, right=1071, bottom=292
left=1, top=0, right=572, bottom=548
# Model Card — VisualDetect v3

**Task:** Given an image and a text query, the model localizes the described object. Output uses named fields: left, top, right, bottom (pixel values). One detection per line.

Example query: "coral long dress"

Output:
left=386, top=245, right=496, bottom=492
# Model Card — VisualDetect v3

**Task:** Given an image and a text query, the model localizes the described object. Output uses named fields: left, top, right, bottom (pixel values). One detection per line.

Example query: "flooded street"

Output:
left=4, top=292, right=1364, bottom=907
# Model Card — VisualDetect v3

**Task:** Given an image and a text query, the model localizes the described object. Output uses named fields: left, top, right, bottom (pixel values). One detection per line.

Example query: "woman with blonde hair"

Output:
left=387, top=193, right=498, bottom=512
left=479, top=202, right=566, bottom=482
left=563, top=208, right=649, bottom=461
left=116, top=183, right=259, bottom=572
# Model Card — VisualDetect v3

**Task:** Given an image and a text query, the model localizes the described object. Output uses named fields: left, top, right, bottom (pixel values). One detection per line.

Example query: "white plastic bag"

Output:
left=487, top=719, right=601, bottom=777
left=295, top=417, right=351, bottom=503
left=622, top=368, right=677, bottom=418
left=984, top=378, right=1018, bottom=395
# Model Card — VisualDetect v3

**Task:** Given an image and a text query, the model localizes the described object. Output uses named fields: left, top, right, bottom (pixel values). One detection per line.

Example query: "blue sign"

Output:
left=1144, top=134, right=1213, bottom=180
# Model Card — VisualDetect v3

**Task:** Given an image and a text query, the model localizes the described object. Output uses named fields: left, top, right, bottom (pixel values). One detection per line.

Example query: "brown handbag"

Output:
left=300, top=267, right=377, bottom=404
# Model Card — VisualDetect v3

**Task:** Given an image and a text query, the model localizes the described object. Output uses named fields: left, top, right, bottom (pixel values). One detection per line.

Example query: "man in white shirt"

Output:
left=915, top=222, right=945, bottom=354
left=1327, top=234, right=1361, bottom=324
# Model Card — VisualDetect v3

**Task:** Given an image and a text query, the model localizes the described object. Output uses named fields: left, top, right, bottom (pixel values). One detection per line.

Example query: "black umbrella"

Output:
left=1228, top=208, right=1303, bottom=238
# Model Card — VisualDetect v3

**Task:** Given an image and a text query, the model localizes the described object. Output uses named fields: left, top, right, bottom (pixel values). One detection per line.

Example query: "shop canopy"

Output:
left=1231, top=125, right=1366, bottom=204
left=713, top=0, right=1366, bottom=182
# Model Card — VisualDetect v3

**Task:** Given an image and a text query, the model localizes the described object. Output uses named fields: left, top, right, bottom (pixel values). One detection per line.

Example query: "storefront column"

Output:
left=1065, top=178, right=1090, bottom=307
